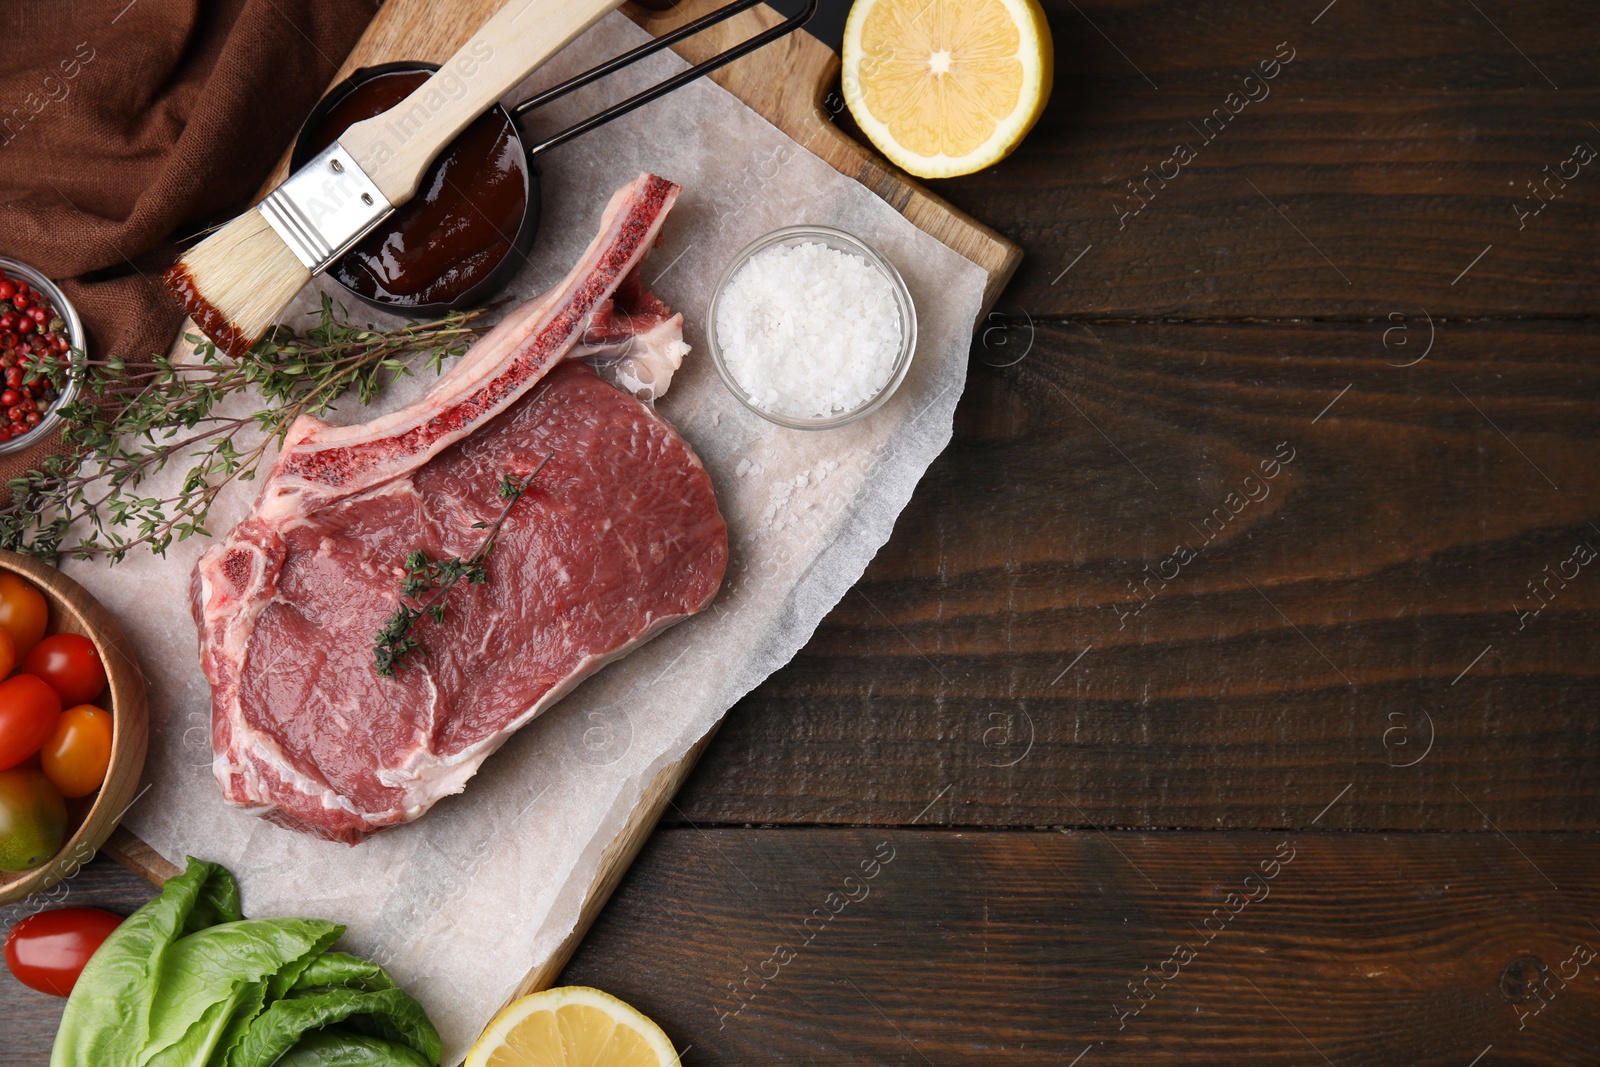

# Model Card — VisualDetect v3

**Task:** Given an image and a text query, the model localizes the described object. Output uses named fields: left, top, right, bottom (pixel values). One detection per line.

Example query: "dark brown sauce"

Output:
left=163, top=261, right=252, bottom=358
left=306, top=69, right=528, bottom=307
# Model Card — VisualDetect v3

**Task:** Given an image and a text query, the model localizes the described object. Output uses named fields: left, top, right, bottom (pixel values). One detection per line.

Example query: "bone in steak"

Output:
left=192, top=173, right=728, bottom=843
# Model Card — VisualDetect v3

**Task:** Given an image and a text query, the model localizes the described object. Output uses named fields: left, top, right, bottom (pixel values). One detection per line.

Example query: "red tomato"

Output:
left=0, top=674, right=60, bottom=770
left=0, top=574, right=47, bottom=658
left=0, top=625, right=15, bottom=681
left=40, top=706, right=112, bottom=798
left=23, top=634, right=106, bottom=707
left=3, top=907, right=122, bottom=996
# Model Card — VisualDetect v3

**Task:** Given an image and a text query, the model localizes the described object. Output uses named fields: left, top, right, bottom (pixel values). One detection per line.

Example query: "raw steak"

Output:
left=192, top=173, right=728, bottom=844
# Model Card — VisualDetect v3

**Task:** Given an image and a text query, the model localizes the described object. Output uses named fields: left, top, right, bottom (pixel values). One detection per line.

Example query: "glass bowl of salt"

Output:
left=707, top=225, right=917, bottom=430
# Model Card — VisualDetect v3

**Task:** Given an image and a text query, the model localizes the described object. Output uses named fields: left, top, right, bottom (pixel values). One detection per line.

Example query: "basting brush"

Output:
left=165, top=0, right=624, bottom=358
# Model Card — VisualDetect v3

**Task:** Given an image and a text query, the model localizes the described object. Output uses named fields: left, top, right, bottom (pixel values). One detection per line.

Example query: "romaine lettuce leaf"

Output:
left=50, top=858, right=441, bottom=1067
left=141, top=918, right=342, bottom=1066
left=227, top=986, right=443, bottom=1067
left=52, top=857, right=243, bottom=1066
left=269, top=1030, right=435, bottom=1067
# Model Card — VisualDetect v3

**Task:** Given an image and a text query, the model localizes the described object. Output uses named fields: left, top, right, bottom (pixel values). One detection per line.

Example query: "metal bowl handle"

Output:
left=514, top=0, right=818, bottom=158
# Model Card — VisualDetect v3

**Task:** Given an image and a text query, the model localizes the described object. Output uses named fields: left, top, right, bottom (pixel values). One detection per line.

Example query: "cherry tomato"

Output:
left=23, top=634, right=106, bottom=706
left=0, top=574, right=47, bottom=658
left=0, top=674, right=60, bottom=771
left=4, top=907, right=122, bottom=996
left=0, top=768, right=65, bottom=872
left=40, top=706, right=112, bottom=799
left=0, top=623, right=15, bottom=681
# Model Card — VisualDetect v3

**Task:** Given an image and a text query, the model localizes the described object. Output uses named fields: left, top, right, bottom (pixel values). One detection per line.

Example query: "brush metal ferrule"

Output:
left=256, top=142, right=393, bottom=273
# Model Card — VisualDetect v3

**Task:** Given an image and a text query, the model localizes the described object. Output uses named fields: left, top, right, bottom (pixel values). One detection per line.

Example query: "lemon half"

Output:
left=464, top=986, right=680, bottom=1067
left=842, top=0, right=1054, bottom=179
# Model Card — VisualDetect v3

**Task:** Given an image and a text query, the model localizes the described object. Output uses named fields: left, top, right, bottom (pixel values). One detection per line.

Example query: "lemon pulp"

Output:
left=843, top=0, right=1053, bottom=179
left=465, top=986, right=679, bottom=1067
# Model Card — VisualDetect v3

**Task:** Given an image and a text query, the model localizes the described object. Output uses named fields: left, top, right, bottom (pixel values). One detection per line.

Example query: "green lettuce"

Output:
left=266, top=1032, right=435, bottom=1067
left=51, top=858, right=440, bottom=1067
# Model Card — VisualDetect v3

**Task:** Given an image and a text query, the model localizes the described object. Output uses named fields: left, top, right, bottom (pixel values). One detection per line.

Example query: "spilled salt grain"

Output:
left=716, top=241, right=902, bottom=419
left=760, top=458, right=844, bottom=531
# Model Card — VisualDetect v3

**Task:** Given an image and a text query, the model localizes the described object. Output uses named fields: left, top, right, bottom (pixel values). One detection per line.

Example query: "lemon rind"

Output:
left=463, top=985, right=681, bottom=1067
left=841, top=0, right=1054, bottom=180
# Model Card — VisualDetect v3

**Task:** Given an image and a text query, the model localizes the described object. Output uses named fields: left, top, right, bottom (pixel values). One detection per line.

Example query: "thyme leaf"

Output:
left=0, top=293, right=486, bottom=562
left=373, top=453, right=555, bottom=679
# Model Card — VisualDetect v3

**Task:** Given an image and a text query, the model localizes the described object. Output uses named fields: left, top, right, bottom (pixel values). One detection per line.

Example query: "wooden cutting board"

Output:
left=106, top=0, right=1020, bottom=1006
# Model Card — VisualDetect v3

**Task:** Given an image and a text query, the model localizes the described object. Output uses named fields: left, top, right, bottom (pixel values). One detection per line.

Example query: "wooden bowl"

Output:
left=0, top=551, right=148, bottom=905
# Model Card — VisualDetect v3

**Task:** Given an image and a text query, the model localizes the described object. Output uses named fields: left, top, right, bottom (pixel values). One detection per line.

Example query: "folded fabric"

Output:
left=0, top=0, right=377, bottom=488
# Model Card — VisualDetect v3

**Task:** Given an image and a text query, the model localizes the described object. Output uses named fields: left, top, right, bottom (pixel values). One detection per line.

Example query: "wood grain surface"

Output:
left=933, top=0, right=1600, bottom=319
left=502, top=727, right=722, bottom=1004
left=668, top=320, right=1600, bottom=833
left=0, top=858, right=157, bottom=1056
left=15, top=828, right=1596, bottom=1065
left=563, top=828, right=1600, bottom=1065
left=7, top=0, right=1599, bottom=1063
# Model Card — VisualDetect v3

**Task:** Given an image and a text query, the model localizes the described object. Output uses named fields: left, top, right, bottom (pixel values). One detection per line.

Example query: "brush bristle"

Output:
left=164, top=210, right=310, bottom=358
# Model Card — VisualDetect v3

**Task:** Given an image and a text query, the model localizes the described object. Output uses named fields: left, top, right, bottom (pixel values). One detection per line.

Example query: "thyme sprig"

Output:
left=0, top=294, right=486, bottom=562
left=374, top=455, right=555, bottom=679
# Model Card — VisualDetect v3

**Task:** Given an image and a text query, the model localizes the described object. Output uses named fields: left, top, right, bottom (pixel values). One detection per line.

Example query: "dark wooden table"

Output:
left=6, top=1, right=1599, bottom=1063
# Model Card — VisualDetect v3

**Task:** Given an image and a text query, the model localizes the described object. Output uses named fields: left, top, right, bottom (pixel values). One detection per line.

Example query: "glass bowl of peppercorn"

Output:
left=0, top=257, right=82, bottom=454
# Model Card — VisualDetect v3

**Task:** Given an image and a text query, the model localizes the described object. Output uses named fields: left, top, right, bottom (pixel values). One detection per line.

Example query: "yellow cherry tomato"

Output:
left=40, top=705, right=112, bottom=799
left=0, top=574, right=47, bottom=659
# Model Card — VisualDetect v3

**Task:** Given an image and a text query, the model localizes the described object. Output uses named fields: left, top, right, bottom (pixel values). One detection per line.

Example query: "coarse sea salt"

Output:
left=715, top=240, right=903, bottom=419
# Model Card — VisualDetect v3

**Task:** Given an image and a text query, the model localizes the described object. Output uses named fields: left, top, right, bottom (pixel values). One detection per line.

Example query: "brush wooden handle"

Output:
left=338, top=0, right=624, bottom=205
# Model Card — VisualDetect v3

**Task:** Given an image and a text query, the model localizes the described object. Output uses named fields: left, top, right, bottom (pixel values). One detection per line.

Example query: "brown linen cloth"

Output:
left=0, top=0, right=378, bottom=488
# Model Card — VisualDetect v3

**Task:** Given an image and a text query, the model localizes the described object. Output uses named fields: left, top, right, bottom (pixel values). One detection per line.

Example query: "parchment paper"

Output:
left=62, top=15, right=987, bottom=1061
